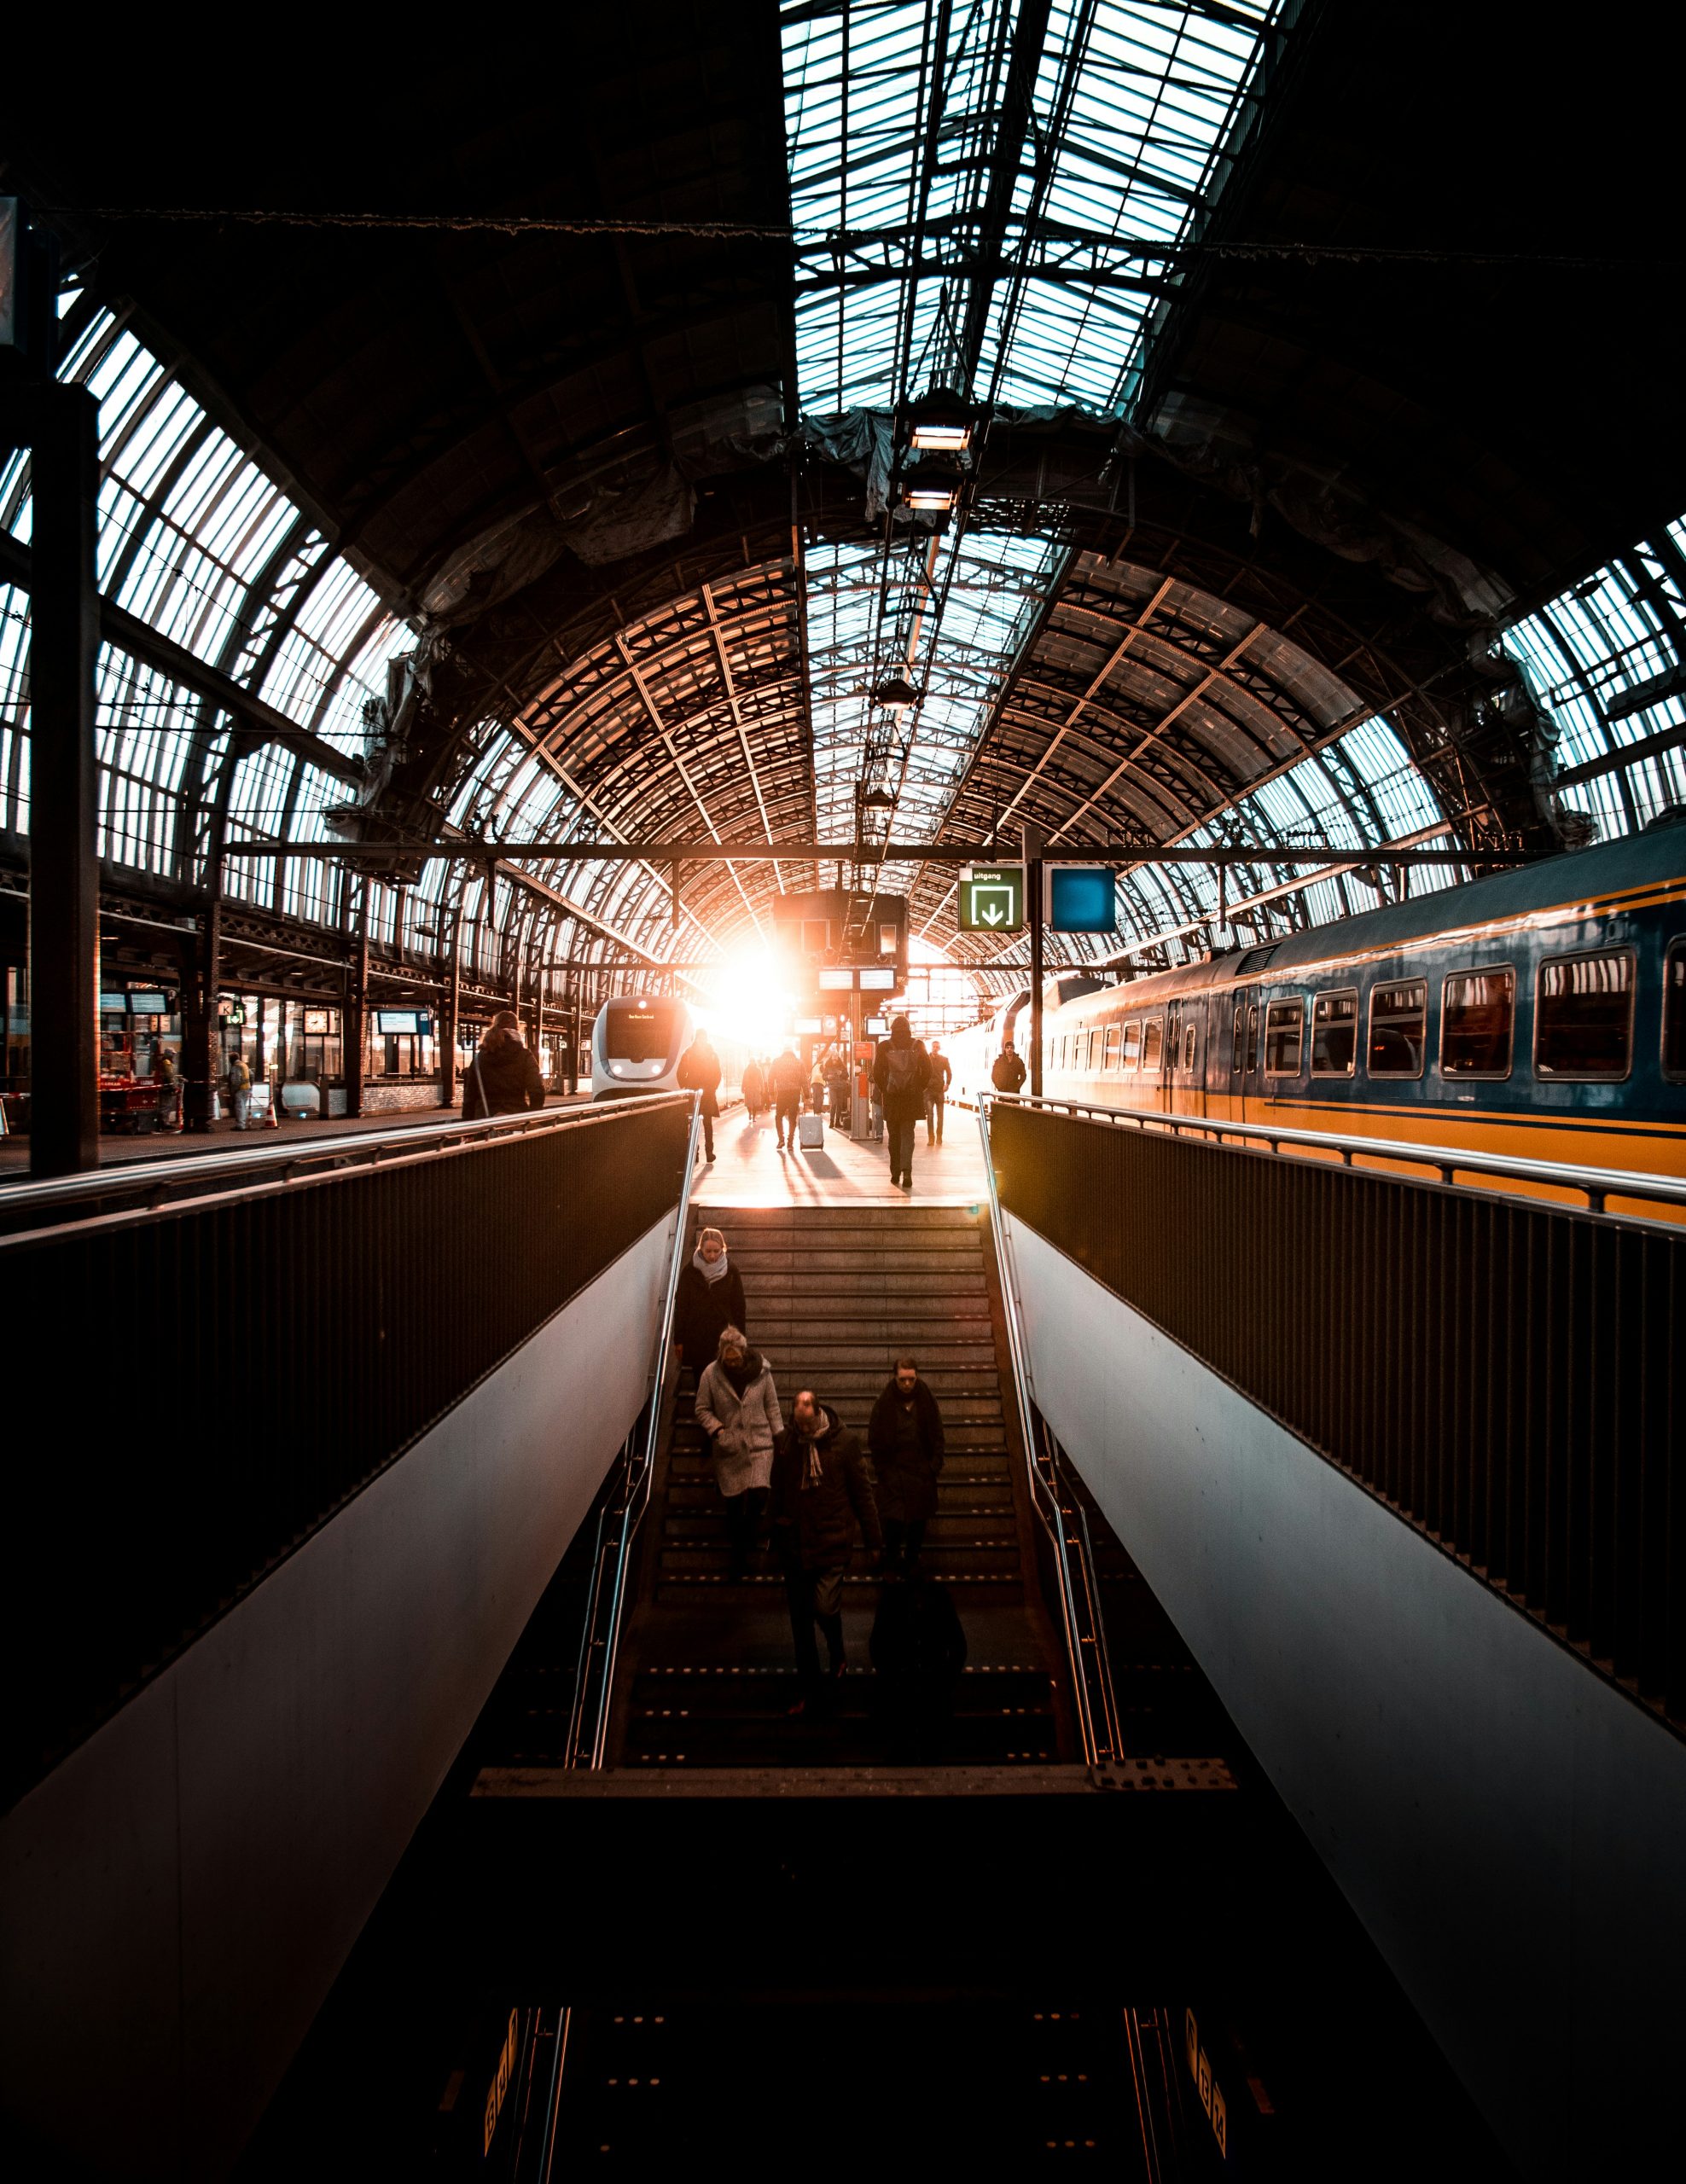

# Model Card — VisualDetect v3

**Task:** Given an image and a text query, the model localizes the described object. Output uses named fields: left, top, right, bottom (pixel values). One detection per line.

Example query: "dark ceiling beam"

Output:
left=0, top=530, right=363, bottom=787
left=216, top=838, right=1531, bottom=867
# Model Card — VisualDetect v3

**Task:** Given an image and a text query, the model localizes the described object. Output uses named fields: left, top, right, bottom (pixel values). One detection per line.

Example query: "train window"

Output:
left=1666, top=942, right=1686, bottom=1081
left=1245, top=1004, right=1259, bottom=1072
left=603, top=1001, right=673, bottom=1063
left=1183, top=1023, right=1196, bottom=1072
left=1536, top=950, right=1635, bottom=1080
left=1264, top=998, right=1305, bottom=1075
left=1441, top=967, right=1514, bottom=1077
left=1103, top=1025, right=1120, bottom=1070
left=1232, top=1006, right=1243, bottom=1072
left=1311, top=988, right=1358, bottom=1077
left=1122, top=1019, right=1142, bottom=1069
left=1369, top=980, right=1426, bottom=1077
left=1142, top=1019, right=1164, bottom=1072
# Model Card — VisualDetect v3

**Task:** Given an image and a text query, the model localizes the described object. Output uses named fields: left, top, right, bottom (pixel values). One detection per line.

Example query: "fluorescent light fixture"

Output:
left=899, top=462, right=959, bottom=514
left=907, top=388, right=974, bottom=454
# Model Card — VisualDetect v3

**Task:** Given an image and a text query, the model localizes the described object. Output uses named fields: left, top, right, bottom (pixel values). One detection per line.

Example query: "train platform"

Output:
left=0, top=1092, right=590, bottom=1179
left=693, top=1101, right=985, bottom=1208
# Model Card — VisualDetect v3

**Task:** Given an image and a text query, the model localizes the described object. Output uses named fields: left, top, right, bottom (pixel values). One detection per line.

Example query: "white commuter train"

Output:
left=590, top=992, right=748, bottom=1103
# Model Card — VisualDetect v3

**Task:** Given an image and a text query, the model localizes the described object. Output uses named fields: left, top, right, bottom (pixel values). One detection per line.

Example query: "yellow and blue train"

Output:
left=956, top=821, right=1686, bottom=1185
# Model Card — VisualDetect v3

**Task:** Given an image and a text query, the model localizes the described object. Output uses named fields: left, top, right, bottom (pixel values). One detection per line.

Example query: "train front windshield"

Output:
left=602, top=999, right=680, bottom=1065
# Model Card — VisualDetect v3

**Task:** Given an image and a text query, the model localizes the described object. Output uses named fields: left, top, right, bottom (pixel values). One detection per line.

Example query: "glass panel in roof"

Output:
left=1503, top=514, right=1686, bottom=839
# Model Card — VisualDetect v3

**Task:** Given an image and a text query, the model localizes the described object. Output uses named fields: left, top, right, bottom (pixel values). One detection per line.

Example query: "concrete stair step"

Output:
left=662, top=1512, right=1020, bottom=1543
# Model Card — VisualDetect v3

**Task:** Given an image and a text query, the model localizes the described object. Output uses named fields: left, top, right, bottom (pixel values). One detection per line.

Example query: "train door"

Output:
left=1161, top=1002, right=1180, bottom=1114
left=1235, top=989, right=1261, bottom=1120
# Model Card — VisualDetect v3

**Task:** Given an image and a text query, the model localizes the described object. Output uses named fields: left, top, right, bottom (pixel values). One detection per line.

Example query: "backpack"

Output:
left=884, top=1045, right=918, bottom=1098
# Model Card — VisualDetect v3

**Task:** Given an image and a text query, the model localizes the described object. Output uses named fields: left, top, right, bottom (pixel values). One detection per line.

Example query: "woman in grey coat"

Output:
left=694, top=1326, right=784, bottom=1581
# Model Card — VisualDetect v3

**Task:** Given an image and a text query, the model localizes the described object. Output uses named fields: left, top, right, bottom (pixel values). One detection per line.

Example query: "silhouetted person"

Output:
left=678, top=1026, right=722, bottom=1161
left=770, top=1388, right=881, bottom=1714
left=991, top=1041, right=1026, bottom=1094
left=741, top=1055, right=766, bottom=1120
left=869, top=1355, right=945, bottom=1574
left=925, top=1038, right=951, bottom=1143
left=463, top=1011, right=545, bottom=1118
left=870, top=1571, right=968, bottom=1760
left=770, top=1043, right=805, bottom=1151
left=872, top=1014, right=931, bottom=1190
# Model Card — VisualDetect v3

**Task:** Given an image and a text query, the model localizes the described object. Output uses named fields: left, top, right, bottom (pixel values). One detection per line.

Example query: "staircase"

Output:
left=609, top=1202, right=1069, bottom=1768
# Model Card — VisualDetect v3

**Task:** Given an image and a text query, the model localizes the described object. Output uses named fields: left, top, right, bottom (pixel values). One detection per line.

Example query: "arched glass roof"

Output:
left=3, top=7, right=1676, bottom=1027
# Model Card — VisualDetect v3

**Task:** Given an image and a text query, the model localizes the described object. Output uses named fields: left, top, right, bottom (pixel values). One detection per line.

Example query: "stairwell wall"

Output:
left=0, top=1211, right=677, bottom=2184
left=1000, top=1209, right=1686, bottom=2183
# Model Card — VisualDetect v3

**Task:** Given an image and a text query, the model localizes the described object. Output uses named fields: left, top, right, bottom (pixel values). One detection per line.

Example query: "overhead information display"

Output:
left=1046, top=865, right=1117, bottom=934
left=957, top=866, right=1025, bottom=932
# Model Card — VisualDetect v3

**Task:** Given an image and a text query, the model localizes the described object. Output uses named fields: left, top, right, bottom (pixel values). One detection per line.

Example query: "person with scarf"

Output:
left=694, top=1326, right=782, bottom=1581
left=671, top=1225, right=747, bottom=1386
left=770, top=1389, right=882, bottom=1713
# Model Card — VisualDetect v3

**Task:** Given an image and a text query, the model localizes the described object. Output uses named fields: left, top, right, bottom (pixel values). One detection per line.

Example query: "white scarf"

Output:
left=692, top=1246, right=730, bottom=1285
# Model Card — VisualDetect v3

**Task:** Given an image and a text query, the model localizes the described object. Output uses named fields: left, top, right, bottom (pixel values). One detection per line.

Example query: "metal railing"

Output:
left=977, top=1096, right=1122, bottom=1766
left=994, top=1093, right=1686, bottom=1222
left=562, top=1098, right=702, bottom=1769
left=986, top=1095, right=1685, bottom=1730
left=5, top=1093, right=697, bottom=1804
left=0, top=1100, right=602, bottom=1240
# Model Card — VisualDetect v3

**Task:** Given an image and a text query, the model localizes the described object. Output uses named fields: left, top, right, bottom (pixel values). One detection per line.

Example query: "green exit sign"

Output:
left=957, top=866, right=1024, bottom=932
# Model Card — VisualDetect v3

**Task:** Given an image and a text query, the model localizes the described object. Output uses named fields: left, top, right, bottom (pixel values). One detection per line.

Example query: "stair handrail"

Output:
left=563, top=1094, right=703, bottom=1769
left=977, top=1094, right=1122, bottom=1767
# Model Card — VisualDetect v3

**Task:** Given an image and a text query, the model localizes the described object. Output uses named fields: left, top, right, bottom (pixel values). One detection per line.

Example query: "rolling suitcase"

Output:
left=797, top=1109, right=825, bottom=1149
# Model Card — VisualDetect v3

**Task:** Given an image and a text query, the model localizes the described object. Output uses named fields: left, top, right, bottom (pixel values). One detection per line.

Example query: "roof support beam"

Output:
left=215, top=838, right=1533, bottom=868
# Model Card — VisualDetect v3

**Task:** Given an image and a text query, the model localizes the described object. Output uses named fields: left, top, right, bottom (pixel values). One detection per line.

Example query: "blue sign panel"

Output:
left=1047, top=864, right=1116, bottom=933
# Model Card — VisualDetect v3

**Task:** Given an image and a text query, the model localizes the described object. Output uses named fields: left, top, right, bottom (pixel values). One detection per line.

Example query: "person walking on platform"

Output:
left=825, top=1048, right=850, bottom=1130
left=677, top=1025, right=722, bottom=1162
left=924, top=1038, right=951, bottom=1144
left=770, top=1389, right=882, bottom=1713
left=872, top=1014, right=931, bottom=1191
left=741, top=1054, right=766, bottom=1124
left=462, top=1011, right=546, bottom=1118
left=226, top=1051, right=253, bottom=1130
left=770, top=1042, right=805, bottom=1152
left=868, top=1355, right=945, bottom=1573
left=154, top=1044, right=181, bottom=1131
left=695, top=1326, right=782, bottom=1582
left=991, top=1040, right=1026, bottom=1095
left=673, top=1225, right=747, bottom=1390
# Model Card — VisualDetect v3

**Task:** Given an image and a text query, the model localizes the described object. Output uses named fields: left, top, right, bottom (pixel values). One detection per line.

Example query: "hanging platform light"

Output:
left=898, top=462, right=960, bottom=514
left=872, top=672, right=921, bottom=711
left=906, top=387, right=976, bottom=453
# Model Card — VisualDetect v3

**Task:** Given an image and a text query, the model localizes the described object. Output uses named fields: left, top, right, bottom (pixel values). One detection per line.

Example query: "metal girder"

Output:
left=216, top=838, right=1531, bottom=867
left=0, top=530, right=363, bottom=787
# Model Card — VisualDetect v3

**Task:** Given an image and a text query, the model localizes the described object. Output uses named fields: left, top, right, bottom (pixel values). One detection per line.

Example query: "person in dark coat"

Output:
left=769, top=1044, right=805, bottom=1152
left=869, top=1571, right=968, bottom=1759
left=824, top=1049, right=851, bottom=1130
left=677, top=1028, right=723, bottom=1161
left=741, top=1056, right=766, bottom=1121
left=462, top=1011, right=546, bottom=1118
left=671, top=1225, right=747, bottom=1385
left=924, top=1038, right=952, bottom=1143
left=991, top=1041, right=1026, bottom=1094
left=871, top=1014, right=931, bottom=1191
left=868, top=1355, right=945, bottom=1572
left=770, top=1389, right=882, bottom=1711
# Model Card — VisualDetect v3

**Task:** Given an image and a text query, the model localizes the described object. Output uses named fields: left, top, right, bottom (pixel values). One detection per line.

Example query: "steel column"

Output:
left=15, top=384, right=101, bottom=1174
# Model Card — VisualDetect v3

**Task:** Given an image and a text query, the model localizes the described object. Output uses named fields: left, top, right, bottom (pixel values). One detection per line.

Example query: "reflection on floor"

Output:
left=694, top=1101, right=985, bottom=1209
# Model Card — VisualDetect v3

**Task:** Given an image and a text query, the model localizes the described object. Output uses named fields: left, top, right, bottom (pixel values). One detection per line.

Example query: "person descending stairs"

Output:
left=608, top=1202, right=1070, bottom=1767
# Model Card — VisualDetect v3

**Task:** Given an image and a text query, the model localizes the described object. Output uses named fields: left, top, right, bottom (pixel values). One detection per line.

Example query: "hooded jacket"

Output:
left=463, top=1027, right=545, bottom=1118
left=867, top=1376, right=946, bottom=1524
left=770, top=1404, right=882, bottom=1569
left=695, top=1350, right=783, bottom=1496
